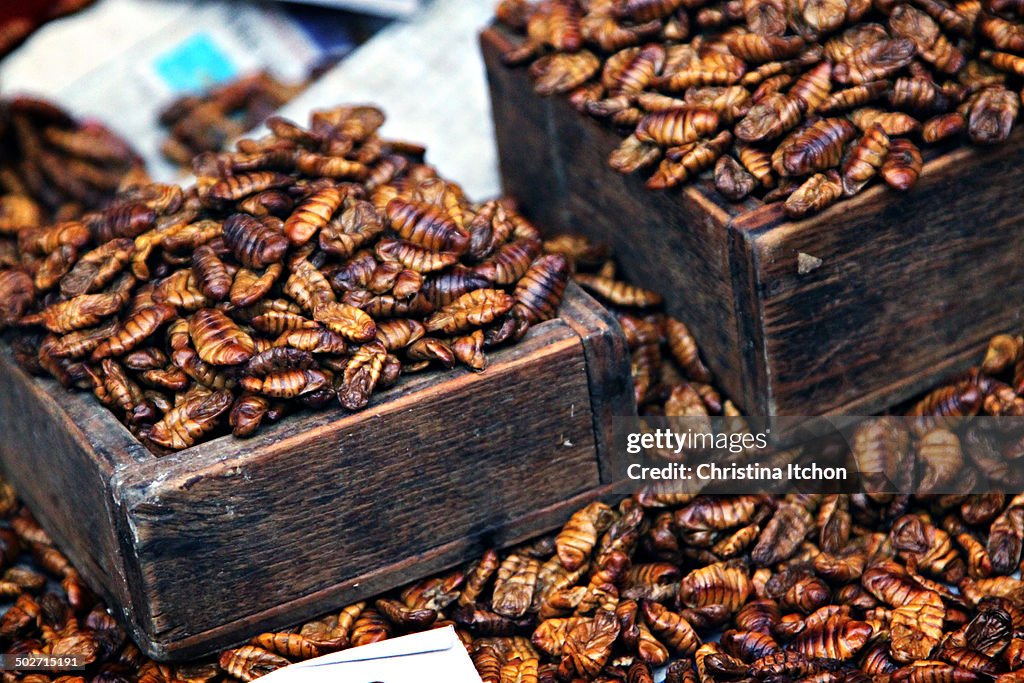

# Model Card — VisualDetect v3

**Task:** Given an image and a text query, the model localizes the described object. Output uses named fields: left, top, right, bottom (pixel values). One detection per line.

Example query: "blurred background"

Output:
left=0, top=0, right=500, bottom=198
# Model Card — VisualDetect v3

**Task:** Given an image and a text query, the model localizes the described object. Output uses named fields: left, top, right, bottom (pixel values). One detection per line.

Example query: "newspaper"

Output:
left=274, top=0, right=502, bottom=200
left=276, top=0, right=425, bottom=17
left=0, top=0, right=503, bottom=198
left=0, top=0, right=326, bottom=181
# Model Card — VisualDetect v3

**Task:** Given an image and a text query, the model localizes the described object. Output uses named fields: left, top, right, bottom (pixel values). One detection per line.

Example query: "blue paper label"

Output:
left=152, top=32, right=238, bottom=93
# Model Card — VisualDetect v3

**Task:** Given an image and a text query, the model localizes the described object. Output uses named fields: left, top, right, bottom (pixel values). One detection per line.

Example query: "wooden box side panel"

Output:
left=481, top=29, right=570, bottom=237
left=481, top=27, right=748, bottom=408
left=0, top=355, right=141, bottom=619
left=736, top=134, right=1024, bottom=414
left=110, top=284, right=628, bottom=653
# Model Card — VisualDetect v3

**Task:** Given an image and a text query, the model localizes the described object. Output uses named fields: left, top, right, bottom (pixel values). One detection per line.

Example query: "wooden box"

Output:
left=481, top=26, right=1024, bottom=416
left=0, top=284, right=633, bottom=661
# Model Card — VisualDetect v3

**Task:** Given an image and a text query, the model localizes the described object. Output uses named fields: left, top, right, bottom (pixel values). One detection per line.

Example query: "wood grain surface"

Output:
left=0, top=284, right=632, bottom=660
left=482, top=25, right=1024, bottom=415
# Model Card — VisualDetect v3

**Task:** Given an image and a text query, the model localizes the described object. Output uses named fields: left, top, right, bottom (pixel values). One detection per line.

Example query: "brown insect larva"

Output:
left=237, top=189, right=294, bottom=218
left=922, top=113, right=967, bottom=143
left=850, top=107, right=922, bottom=136
left=609, top=135, right=663, bottom=174
left=452, top=330, right=488, bottom=371
left=319, top=200, right=384, bottom=259
left=206, top=172, right=291, bottom=206
left=655, top=52, right=747, bottom=90
left=981, top=333, right=1020, bottom=375
left=229, top=263, right=283, bottom=309
left=640, top=601, right=701, bottom=655
left=841, top=123, right=890, bottom=196
left=251, top=309, right=316, bottom=336
left=218, top=646, right=291, bottom=682
left=285, top=259, right=337, bottom=313
left=735, top=93, right=803, bottom=142
left=602, top=45, right=666, bottom=96
left=509, top=254, right=569, bottom=326
left=834, top=39, right=917, bottom=85
left=23, top=279, right=132, bottom=334
left=979, top=48, right=1024, bottom=80
left=0, top=195, right=42, bottom=235
left=560, top=610, right=620, bottom=678
left=741, top=0, right=787, bottom=35
left=529, top=51, right=602, bottom=96
left=222, top=213, right=288, bottom=269
left=491, top=555, right=541, bottom=618
left=881, top=138, right=924, bottom=191
left=190, top=244, right=232, bottom=301
left=555, top=501, right=615, bottom=572
left=575, top=273, right=663, bottom=308
left=87, top=203, right=157, bottom=243
left=790, top=615, right=873, bottom=661
left=634, top=108, right=720, bottom=147
left=148, top=389, right=233, bottom=451
left=283, top=185, right=344, bottom=246
left=980, top=13, right=1024, bottom=53
left=0, top=270, right=34, bottom=329
left=311, top=301, right=376, bottom=343
left=679, top=562, right=753, bottom=612
left=372, top=318, right=425, bottom=352
left=967, top=86, right=1020, bottom=144
left=988, top=507, right=1024, bottom=575
left=385, top=197, right=468, bottom=255
left=889, top=77, right=948, bottom=114
left=648, top=130, right=733, bottom=189
left=714, top=153, right=759, bottom=201
left=728, top=144, right=773, bottom=191
left=473, top=238, right=542, bottom=286
left=682, top=86, right=752, bottom=123
left=338, top=340, right=387, bottom=411
left=59, top=238, right=134, bottom=299
left=916, top=429, right=964, bottom=492
left=424, top=289, right=515, bottom=335
left=785, top=61, right=831, bottom=116
left=189, top=308, right=255, bottom=366
left=725, top=33, right=805, bottom=63
left=739, top=69, right=791, bottom=104
left=293, top=152, right=368, bottom=180
left=784, top=171, right=843, bottom=218
left=91, top=303, right=176, bottom=361
left=797, top=0, right=849, bottom=33
left=239, top=369, right=330, bottom=399
left=229, top=394, right=271, bottom=438
left=19, top=221, right=90, bottom=256
left=818, top=81, right=890, bottom=115
left=460, top=549, right=500, bottom=607
left=613, top=0, right=686, bottom=21
left=249, top=633, right=322, bottom=660
left=773, top=118, right=857, bottom=177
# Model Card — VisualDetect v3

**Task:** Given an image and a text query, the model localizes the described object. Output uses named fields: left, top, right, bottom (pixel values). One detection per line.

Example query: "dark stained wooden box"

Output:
left=481, top=26, right=1024, bottom=416
left=0, top=283, right=633, bottom=661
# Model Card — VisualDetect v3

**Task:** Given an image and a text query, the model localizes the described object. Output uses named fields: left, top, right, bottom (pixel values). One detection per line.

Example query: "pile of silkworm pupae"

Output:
left=494, top=0, right=1024, bottom=218
left=0, top=96, right=147, bottom=228
left=0, top=105, right=572, bottom=452
left=3, top=232, right=1024, bottom=681
left=158, top=72, right=307, bottom=167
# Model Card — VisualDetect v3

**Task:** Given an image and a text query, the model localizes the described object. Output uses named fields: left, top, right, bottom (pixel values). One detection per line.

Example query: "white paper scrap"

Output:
left=256, top=626, right=482, bottom=683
